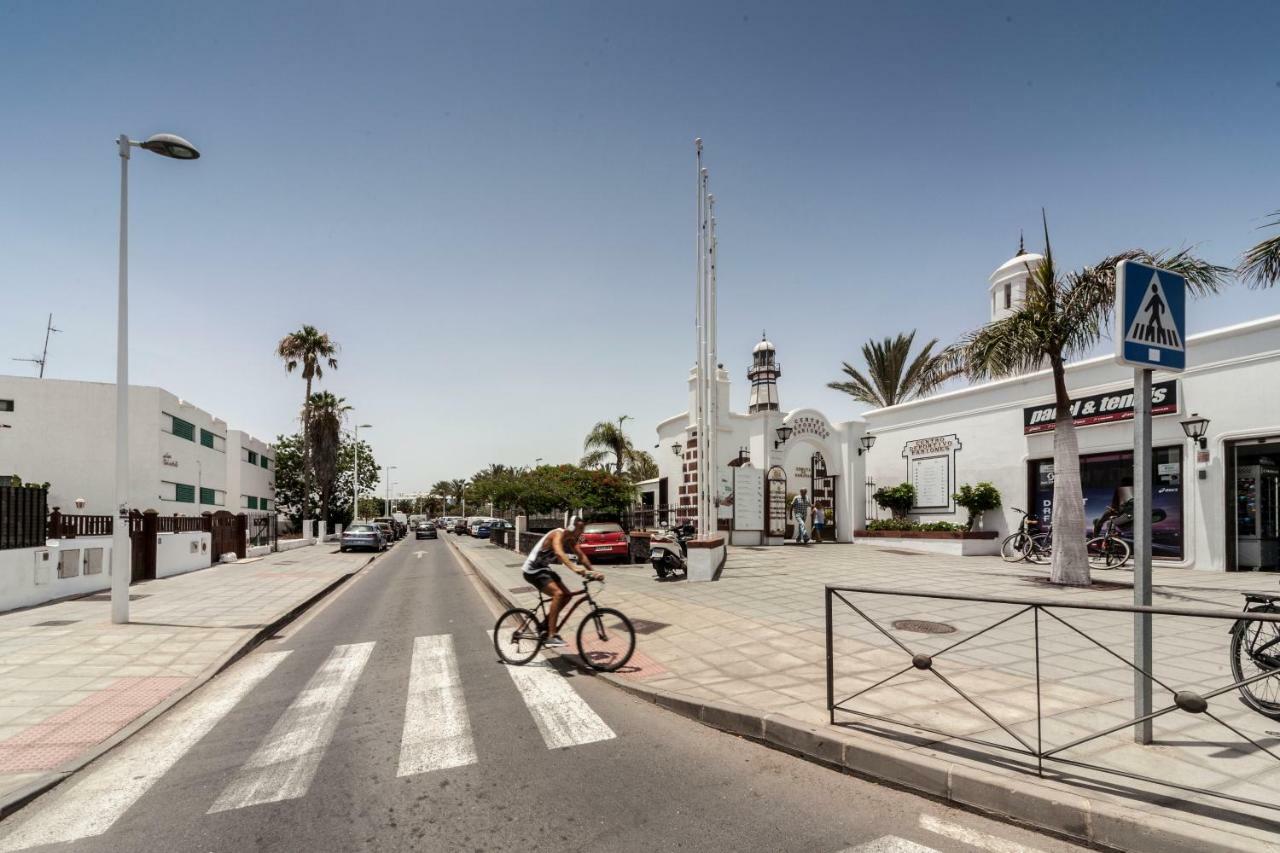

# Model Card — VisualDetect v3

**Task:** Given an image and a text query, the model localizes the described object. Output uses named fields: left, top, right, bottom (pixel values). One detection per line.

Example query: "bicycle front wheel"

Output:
left=1087, top=536, right=1130, bottom=569
left=493, top=608, right=543, bottom=665
left=1231, top=608, right=1280, bottom=718
left=576, top=607, right=636, bottom=672
left=1000, top=533, right=1027, bottom=562
left=1028, top=533, right=1052, bottom=565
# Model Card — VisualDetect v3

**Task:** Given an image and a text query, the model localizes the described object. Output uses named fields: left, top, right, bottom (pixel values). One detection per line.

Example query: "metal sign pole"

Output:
left=1133, top=367, right=1153, bottom=744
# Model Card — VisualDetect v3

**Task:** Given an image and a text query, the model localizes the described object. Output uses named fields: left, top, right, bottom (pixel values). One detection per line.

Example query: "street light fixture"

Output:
left=353, top=423, right=372, bottom=521
left=672, top=443, right=683, bottom=457
left=774, top=424, right=793, bottom=450
left=1180, top=413, right=1210, bottom=449
left=112, top=130, right=200, bottom=625
left=384, top=465, right=397, bottom=516
left=859, top=435, right=877, bottom=456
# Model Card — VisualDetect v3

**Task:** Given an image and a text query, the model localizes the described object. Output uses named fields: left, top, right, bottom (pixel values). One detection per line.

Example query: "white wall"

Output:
left=226, top=430, right=275, bottom=513
left=155, top=531, right=212, bottom=578
left=0, top=537, right=113, bottom=612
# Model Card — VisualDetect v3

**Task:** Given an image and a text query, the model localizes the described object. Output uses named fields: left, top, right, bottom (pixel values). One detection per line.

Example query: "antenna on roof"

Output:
left=11, top=313, right=61, bottom=378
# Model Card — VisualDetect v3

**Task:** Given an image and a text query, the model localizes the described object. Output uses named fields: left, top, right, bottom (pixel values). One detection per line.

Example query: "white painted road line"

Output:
left=208, top=642, right=374, bottom=813
left=920, top=814, right=1046, bottom=853
left=837, top=836, right=939, bottom=853
left=397, top=635, right=476, bottom=776
left=488, top=631, right=615, bottom=749
left=0, top=651, right=291, bottom=852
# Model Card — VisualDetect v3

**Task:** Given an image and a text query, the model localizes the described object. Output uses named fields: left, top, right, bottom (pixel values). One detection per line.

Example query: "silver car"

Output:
left=340, top=523, right=386, bottom=552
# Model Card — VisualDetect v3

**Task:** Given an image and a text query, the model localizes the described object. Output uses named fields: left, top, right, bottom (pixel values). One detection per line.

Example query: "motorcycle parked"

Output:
left=649, top=522, right=695, bottom=579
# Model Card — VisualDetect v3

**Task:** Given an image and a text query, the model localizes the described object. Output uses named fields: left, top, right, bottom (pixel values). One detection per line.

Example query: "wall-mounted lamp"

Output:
left=858, top=435, right=877, bottom=456
left=774, top=425, right=793, bottom=450
left=1180, top=413, right=1210, bottom=449
left=672, top=442, right=683, bottom=457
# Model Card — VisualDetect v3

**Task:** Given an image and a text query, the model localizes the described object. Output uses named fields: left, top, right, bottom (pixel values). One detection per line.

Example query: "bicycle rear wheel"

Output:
left=1000, top=533, right=1027, bottom=562
left=576, top=607, right=636, bottom=672
left=1231, top=608, right=1280, bottom=718
left=493, top=608, right=543, bottom=665
left=1086, top=536, right=1130, bottom=569
left=1028, top=533, right=1052, bottom=565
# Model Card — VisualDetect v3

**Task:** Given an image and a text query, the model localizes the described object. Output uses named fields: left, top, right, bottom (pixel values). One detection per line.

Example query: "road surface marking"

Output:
left=837, top=837, right=939, bottom=853
left=397, top=635, right=476, bottom=776
left=920, top=814, right=1045, bottom=853
left=487, top=631, right=614, bottom=749
left=208, top=642, right=374, bottom=813
left=0, top=651, right=290, bottom=851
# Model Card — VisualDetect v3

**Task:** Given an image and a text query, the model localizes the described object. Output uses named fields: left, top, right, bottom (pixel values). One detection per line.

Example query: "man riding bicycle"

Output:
left=521, top=517, right=603, bottom=647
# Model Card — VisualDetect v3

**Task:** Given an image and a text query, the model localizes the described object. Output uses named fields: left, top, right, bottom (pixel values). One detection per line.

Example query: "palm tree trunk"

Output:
left=1048, top=357, right=1090, bottom=586
left=301, top=378, right=313, bottom=522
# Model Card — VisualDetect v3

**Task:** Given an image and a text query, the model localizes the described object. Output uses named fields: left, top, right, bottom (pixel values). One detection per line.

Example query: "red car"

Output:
left=578, top=522, right=630, bottom=561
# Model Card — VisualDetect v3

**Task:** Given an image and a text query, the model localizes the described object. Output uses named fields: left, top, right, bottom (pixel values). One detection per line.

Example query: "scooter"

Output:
left=649, top=522, right=695, bottom=579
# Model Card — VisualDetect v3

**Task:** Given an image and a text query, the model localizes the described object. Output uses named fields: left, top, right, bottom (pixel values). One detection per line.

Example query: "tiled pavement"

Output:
left=453, top=535, right=1280, bottom=846
left=0, top=544, right=374, bottom=808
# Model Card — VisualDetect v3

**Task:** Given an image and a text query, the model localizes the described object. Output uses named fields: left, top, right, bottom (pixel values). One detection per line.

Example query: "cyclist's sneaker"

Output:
left=545, top=634, right=567, bottom=648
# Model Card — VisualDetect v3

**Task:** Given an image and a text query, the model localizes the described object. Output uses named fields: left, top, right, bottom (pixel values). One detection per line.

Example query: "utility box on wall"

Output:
left=33, top=549, right=51, bottom=586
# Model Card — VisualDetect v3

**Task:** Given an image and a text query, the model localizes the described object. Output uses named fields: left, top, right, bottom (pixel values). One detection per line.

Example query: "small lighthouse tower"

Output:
left=988, top=232, right=1044, bottom=323
left=747, top=334, right=780, bottom=412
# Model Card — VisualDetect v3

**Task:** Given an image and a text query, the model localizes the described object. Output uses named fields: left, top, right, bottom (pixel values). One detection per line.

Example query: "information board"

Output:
left=767, top=466, right=788, bottom=537
left=717, top=466, right=734, bottom=520
left=910, top=455, right=951, bottom=509
left=734, top=467, right=765, bottom=531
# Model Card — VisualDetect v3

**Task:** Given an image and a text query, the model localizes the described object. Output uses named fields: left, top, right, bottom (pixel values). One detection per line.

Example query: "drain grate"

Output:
left=629, top=619, right=669, bottom=635
left=892, top=619, right=956, bottom=634
left=83, top=593, right=150, bottom=602
left=275, top=560, right=297, bottom=565
left=509, top=586, right=535, bottom=594
left=877, top=549, right=925, bottom=556
left=505, top=563, right=526, bottom=569
left=34, top=619, right=78, bottom=627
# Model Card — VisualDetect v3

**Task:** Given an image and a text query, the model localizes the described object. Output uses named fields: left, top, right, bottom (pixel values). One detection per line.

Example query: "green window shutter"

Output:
left=171, top=416, right=195, bottom=441
left=200, top=429, right=215, bottom=449
left=260, top=498, right=270, bottom=511
left=199, top=487, right=215, bottom=505
left=175, top=483, right=195, bottom=503
left=260, top=456, right=269, bottom=470
left=247, top=496, right=259, bottom=510
left=247, top=450, right=258, bottom=465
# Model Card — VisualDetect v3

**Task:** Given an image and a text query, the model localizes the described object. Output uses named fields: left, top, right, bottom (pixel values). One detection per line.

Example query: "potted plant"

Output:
left=953, top=482, right=1001, bottom=531
left=872, top=483, right=915, bottom=520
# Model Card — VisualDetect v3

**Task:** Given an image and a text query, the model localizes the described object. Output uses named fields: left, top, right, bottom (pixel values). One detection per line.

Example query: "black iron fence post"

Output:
left=826, top=587, right=834, bottom=725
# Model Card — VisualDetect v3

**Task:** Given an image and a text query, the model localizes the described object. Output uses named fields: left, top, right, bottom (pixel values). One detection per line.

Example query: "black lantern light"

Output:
left=1180, top=413, right=1210, bottom=449
left=859, top=435, right=877, bottom=456
left=774, top=424, right=793, bottom=449
left=672, top=442, right=683, bottom=457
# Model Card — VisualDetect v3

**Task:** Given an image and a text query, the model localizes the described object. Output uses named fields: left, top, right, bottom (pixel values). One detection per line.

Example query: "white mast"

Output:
left=707, top=191, right=719, bottom=536
left=694, top=139, right=705, bottom=534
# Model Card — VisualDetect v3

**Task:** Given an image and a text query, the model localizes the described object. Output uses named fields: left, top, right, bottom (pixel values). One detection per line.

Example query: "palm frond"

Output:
left=1239, top=213, right=1280, bottom=289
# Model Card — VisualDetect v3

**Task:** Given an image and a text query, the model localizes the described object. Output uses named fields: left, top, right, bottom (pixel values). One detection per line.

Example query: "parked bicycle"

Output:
left=1231, top=591, right=1280, bottom=718
left=1086, top=516, right=1131, bottom=569
left=492, top=576, right=636, bottom=672
left=1001, top=508, right=1051, bottom=564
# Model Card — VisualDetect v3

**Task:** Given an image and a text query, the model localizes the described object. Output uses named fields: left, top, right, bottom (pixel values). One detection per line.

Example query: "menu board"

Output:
left=910, top=455, right=951, bottom=509
left=767, top=466, right=788, bottom=536
left=734, top=467, right=765, bottom=531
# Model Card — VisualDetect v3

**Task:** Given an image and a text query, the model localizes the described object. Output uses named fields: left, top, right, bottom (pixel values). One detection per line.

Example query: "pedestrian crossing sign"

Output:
left=1115, top=260, right=1186, bottom=372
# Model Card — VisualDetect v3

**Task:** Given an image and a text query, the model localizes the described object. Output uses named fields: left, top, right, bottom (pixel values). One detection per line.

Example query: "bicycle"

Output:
left=1001, top=508, right=1049, bottom=563
left=1086, top=516, right=1131, bottom=570
left=1231, top=592, right=1280, bottom=718
left=492, top=576, right=636, bottom=672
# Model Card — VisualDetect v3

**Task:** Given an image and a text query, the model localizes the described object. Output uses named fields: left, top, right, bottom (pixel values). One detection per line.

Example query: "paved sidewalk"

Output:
left=0, top=543, right=376, bottom=811
left=452, top=534, right=1280, bottom=851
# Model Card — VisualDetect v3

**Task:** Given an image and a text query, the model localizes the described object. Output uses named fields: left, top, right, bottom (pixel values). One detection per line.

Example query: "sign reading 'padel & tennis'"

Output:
left=1022, top=380, right=1178, bottom=434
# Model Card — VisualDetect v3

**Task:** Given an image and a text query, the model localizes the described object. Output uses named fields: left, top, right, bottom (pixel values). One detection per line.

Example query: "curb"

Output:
left=445, top=537, right=1263, bottom=853
left=0, top=545, right=382, bottom=821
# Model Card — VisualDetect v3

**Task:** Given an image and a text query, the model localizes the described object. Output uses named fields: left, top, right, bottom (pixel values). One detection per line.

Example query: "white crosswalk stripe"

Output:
left=397, top=634, right=476, bottom=776
left=208, top=642, right=374, bottom=813
left=837, top=837, right=939, bottom=853
left=488, top=631, right=615, bottom=749
left=0, top=650, right=290, bottom=852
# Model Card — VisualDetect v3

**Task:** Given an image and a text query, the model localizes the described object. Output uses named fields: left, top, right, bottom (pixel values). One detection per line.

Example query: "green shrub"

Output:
left=872, top=483, right=915, bottom=520
left=952, top=482, right=1002, bottom=531
left=865, top=519, right=965, bottom=533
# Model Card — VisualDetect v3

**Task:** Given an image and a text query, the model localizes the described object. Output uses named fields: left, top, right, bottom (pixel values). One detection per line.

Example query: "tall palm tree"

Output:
left=947, top=215, right=1228, bottom=586
left=626, top=449, right=659, bottom=482
left=827, top=331, right=960, bottom=408
left=306, top=392, right=350, bottom=526
left=582, top=416, right=634, bottom=475
left=448, top=478, right=468, bottom=512
left=1239, top=212, right=1280, bottom=288
left=277, top=326, right=339, bottom=521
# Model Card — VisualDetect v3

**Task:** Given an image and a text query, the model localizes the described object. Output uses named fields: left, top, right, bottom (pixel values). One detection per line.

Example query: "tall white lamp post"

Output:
left=384, top=466, right=397, bottom=516
left=353, top=423, right=372, bottom=521
left=113, top=132, right=200, bottom=625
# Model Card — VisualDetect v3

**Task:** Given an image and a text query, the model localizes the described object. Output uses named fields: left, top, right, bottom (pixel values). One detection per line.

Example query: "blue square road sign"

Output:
left=1115, top=260, right=1186, bottom=372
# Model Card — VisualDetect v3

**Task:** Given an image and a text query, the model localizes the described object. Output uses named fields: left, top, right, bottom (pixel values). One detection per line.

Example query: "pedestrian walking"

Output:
left=812, top=505, right=825, bottom=544
left=791, top=489, right=811, bottom=544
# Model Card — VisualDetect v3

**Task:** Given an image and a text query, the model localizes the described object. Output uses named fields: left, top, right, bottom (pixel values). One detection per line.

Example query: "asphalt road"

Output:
left=0, top=536, right=1090, bottom=853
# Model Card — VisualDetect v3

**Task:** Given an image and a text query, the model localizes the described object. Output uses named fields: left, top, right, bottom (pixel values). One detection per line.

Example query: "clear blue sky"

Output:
left=3, top=0, right=1277, bottom=494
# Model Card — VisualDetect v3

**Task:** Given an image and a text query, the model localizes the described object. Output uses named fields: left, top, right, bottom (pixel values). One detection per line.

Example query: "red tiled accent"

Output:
left=0, top=676, right=189, bottom=772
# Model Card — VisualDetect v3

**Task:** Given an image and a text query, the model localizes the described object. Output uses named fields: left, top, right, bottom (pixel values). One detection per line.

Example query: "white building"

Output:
left=0, top=375, right=274, bottom=517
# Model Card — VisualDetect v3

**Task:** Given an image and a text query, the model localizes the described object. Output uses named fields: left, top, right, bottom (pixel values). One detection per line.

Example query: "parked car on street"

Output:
left=373, top=517, right=404, bottom=540
left=340, top=523, right=387, bottom=553
left=453, top=517, right=470, bottom=535
left=579, top=521, right=630, bottom=561
left=472, top=518, right=504, bottom=539
left=416, top=523, right=438, bottom=540
left=374, top=521, right=395, bottom=543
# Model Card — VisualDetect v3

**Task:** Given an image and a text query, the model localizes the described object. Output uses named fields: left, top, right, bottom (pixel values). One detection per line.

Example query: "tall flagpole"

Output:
left=699, top=166, right=711, bottom=537
left=708, top=192, right=718, bottom=538
left=694, top=139, right=705, bottom=535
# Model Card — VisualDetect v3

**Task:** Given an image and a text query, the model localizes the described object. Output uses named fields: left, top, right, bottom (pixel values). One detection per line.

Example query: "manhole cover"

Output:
left=892, top=619, right=956, bottom=634
left=1021, top=575, right=1129, bottom=592
left=275, top=560, right=297, bottom=565
left=34, top=620, right=78, bottom=627
left=83, top=593, right=150, bottom=602
left=878, top=549, right=925, bottom=556
left=629, top=619, right=669, bottom=635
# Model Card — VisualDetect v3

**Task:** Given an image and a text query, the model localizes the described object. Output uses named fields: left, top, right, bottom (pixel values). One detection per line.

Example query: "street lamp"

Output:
left=353, top=423, right=372, bottom=521
left=384, top=465, right=397, bottom=516
left=112, top=131, right=200, bottom=625
left=774, top=424, right=793, bottom=450
left=672, top=442, right=683, bottom=457
left=1180, top=413, right=1210, bottom=449
left=859, top=435, right=877, bottom=456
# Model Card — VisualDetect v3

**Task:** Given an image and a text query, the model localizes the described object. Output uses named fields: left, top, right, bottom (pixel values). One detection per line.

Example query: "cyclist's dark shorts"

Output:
left=525, top=569, right=565, bottom=593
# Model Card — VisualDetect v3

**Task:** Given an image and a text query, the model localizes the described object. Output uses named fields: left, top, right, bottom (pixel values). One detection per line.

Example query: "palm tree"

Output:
left=626, top=449, right=659, bottom=482
left=448, top=478, right=468, bottom=512
left=276, top=326, right=339, bottom=521
left=1239, top=212, right=1280, bottom=288
left=947, top=214, right=1228, bottom=586
left=306, top=392, right=351, bottom=526
left=827, top=331, right=960, bottom=408
left=582, top=416, right=635, bottom=475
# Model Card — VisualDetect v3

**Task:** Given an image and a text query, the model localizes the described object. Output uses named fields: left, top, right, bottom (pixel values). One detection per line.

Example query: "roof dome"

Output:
left=990, top=234, right=1044, bottom=284
left=753, top=339, right=775, bottom=354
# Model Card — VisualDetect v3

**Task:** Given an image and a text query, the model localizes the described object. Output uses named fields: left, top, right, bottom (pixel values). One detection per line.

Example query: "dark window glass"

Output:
left=174, top=483, right=195, bottom=503
left=170, top=416, right=195, bottom=441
